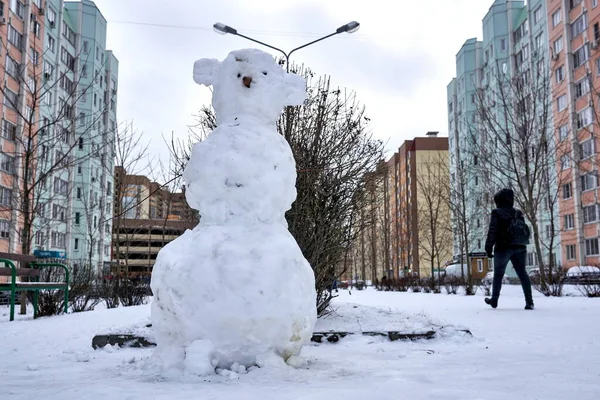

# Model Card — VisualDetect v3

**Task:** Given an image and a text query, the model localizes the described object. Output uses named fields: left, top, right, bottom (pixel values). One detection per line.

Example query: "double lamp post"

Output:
left=213, top=21, right=360, bottom=72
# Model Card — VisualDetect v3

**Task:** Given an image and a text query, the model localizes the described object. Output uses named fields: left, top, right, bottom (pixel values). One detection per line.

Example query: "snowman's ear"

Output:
left=193, top=58, right=220, bottom=86
left=283, top=72, right=306, bottom=106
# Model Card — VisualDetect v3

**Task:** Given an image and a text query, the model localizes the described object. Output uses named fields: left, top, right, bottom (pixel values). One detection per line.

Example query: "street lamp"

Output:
left=213, top=21, right=360, bottom=72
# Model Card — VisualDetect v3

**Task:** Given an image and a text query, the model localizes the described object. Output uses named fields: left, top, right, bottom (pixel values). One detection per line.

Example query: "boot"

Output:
left=525, top=301, right=534, bottom=310
left=484, top=297, right=498, bottom=309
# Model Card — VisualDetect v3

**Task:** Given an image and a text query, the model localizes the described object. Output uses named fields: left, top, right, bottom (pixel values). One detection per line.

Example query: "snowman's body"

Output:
left=150, top=49, right=316, bottom=375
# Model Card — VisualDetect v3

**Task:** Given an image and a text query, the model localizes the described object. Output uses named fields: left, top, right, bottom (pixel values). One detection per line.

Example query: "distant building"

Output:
left=350, top=133, right=451, bottom=280
left=111, top=166, right=197, bottom=275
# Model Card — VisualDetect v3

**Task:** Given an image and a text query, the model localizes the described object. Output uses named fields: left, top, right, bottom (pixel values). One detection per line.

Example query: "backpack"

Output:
left=507, top=212, right=530, bottom=245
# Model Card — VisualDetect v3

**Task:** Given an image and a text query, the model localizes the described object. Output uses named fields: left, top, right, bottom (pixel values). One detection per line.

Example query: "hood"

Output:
left=494, top=188, right=514, bottom=209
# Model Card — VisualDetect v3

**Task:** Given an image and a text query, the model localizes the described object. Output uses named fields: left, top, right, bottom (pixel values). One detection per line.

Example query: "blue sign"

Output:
left=33, top=250, right=67, bottom=259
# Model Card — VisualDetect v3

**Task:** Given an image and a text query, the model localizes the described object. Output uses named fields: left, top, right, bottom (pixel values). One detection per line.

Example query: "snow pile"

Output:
left=150, top=49, right=316, bottom=375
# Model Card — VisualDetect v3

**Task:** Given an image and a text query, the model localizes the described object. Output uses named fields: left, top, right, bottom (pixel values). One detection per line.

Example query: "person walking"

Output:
left=484, top=188, right=534, bottom=310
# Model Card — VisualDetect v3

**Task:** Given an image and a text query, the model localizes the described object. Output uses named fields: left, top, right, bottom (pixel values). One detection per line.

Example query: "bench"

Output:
left=0, top=258, right=70, bottom=321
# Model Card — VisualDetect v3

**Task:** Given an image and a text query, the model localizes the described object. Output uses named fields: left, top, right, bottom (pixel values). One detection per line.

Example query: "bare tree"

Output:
left=468, top=58, right=567, bottom=294
left=416, top=151, right=453, bottom=290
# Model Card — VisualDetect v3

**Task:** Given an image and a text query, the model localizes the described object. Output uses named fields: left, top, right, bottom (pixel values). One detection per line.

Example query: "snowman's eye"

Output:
left=262, top=72, right=267, bottom=76
left=237, top=73, right=241, bottom=78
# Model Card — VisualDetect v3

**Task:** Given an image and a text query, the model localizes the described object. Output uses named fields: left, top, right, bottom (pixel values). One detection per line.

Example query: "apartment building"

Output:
left=448, top=0, right=560, bottom=275
left=29, top=0, right=118, bottom=272
left=547, top=0, right=600, bottom=267
left=350, top=133, right=451, bottom=280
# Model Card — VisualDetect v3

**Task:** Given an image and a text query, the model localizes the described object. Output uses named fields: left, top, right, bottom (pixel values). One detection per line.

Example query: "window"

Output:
left=575, top=78, right=590, bottom=98
left=0, top=219, right=9, bottom=239
left=47, top=35, right=55, bottom=52
left=571, top=0, right=583, bottom=8
left=563, top=183, right=573, bottom=199
left=573, top=44, right=590, bottom=68
left=545, top=225, right=554, bottom=240
left=514, top=21, right=528, bottom=42
left=557, top=95, right=567, bottom=111
left=477, top=219, right=480, bottom=228
left=577, top=107, right=593, bottom=129
left=51, top=232, right=66, bottom=248
left=10, top=0, right=24, bottom=19
left=0, top=186, right=12, bottom=206
left=594, top=0, right=598, bottom=8
left=581, top=173, right=597, bottom=191
left=585, top=238, right=599, bottom=256
left=77, top=164, right=82, bottom=174
left=554, top=37, right=563, bottom=55
left=74, top=238, right=79, bottom=251
left=556, top=65, right=565, bottom=82
left=0, top=153, right=15, bottom=174
left=60, top=75, right=74, bottom=93
left=44, top=61, right=54, bottom=79
left=5, top=55, right=18, bottom=77
left=60, top=46, right=75, bottom=71
left=75, top=212, right=80, bottom=224
left=500, top=38, right=506, bottom=51
left=527, top=252, right=537, bottom=267
left=536, top=34, right=544, bottom=50
left=3, top=88, right=17, bottom=110
left=561, top=155, right=571, bottom=170
left=77, top=187, right=82, bottom=199
left=2, top=119, right=16, bottom=141
left=558, top=124, right=569, bottom=141
left=62, top=21, right=75, bottom=45
left=566, top=244, right=576, bottom=261
left=584, top=205, right=597, bottom=223
left=48, top=7, right=56, bottom=24
left=81, top=63, right=88, bottom=78
left=35, top=231, right=44, bottom=246
left=581, top=138, right=595, bottom=159
left=78, top=137, right=83, bottom=149
left=477, top=259, right=483, bottom=273
left=83, top=40, right=89, bottom=53
left=565, top=214, right=575, bottom=230
left=53, top=177, right=68, bottom=196
left=104, top=245, right=110, bottom=257
left=30, top=47, right=39, bottom=65
left=475, top=176, right=479, bottom=186
left=534, top=7, right=543, bottom=24
left=571, top=13, right=588, bottom=38
left=552, top=9, right=562, bottom=27
left=7, top=25, right=22, bottom=49
left=52, top=204, right=66, bottom=221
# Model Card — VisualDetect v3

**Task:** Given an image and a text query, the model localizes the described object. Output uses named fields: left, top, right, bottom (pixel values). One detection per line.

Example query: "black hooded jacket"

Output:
left=485, top=188, right=526, bottom=256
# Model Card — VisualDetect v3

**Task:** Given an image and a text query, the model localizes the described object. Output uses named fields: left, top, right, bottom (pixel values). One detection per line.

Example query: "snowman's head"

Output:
left=193, top=49, right=306, bottom=125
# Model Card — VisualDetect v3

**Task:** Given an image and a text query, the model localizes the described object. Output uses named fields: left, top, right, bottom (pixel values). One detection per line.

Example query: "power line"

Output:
left=108, top=19, right=426, bottom=41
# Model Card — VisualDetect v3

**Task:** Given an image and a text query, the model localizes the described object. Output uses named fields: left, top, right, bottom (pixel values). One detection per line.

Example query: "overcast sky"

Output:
left=92, top=0, right=494, bottom=165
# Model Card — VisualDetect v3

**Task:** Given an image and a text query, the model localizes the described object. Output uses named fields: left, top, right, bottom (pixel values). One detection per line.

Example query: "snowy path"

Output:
left=1, top=286, right=599, bottom=400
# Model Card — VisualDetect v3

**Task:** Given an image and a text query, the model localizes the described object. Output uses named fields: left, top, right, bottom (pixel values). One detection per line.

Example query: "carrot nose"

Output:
left=242, top=76, right=252, bottom=88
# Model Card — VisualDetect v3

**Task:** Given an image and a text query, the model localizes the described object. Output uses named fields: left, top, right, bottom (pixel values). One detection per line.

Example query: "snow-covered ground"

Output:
left=1, top=286, right=599, bottom=400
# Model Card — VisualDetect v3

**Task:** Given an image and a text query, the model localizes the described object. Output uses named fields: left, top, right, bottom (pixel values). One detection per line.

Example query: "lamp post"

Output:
left=213, top=21, right=360, bottom=72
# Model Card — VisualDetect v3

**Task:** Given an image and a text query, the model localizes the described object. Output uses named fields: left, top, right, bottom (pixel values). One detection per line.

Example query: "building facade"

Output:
left=29, top=0, right=118, bottom=272
left=350, top=133, right=452, bottom=281
left=547, top=0, right=600, bottom=268
left=448, top=0, right=560, bottom=276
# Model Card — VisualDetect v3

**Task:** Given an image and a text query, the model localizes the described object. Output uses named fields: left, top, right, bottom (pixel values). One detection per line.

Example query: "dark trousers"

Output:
left=493, top=247, right=533, bottom=303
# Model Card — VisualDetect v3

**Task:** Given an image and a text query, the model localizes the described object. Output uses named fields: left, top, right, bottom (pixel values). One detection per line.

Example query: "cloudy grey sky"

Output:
left=92, top=0, right=493, bottom=163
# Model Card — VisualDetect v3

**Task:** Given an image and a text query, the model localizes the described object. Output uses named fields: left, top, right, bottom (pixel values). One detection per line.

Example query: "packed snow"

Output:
left=150, top=48, right=316, bottom=375
left=2, top=287, right=599, bottom=399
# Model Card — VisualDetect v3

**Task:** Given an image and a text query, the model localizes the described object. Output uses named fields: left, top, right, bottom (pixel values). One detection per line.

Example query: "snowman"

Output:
left=150, top=48, right=317, bottom=376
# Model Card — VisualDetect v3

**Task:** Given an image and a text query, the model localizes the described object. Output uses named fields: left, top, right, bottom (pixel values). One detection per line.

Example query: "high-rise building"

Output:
left=448, top=0, right=560, bottom=275
left=0, top=0, right=47, bottom=255
left=547, top=0, right=600, bottom=267
left=32, top=0, right=118, bottom=272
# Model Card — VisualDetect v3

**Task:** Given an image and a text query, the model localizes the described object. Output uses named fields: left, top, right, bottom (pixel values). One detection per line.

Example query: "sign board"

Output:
left=33, top=250, right=67, bottom=259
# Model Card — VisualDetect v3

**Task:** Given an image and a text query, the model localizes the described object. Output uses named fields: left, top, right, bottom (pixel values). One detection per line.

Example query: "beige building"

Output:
left=350, top=133, right=452, bottom=281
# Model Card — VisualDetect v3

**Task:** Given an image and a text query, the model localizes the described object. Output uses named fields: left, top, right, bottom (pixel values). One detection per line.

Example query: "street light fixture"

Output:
left=212, top=21, right=360, bottom=72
